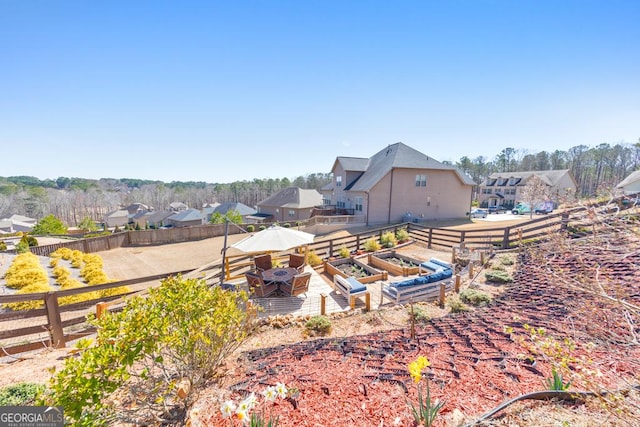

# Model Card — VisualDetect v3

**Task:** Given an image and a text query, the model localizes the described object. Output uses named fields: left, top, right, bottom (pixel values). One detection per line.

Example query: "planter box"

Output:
left=368, top=251, right=424, bottom=276
left=324, top=257, right=387, bottom=284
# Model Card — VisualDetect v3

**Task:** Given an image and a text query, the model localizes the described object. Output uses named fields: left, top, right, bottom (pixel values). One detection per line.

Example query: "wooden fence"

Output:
left=0, top=209, right=587, bottom=356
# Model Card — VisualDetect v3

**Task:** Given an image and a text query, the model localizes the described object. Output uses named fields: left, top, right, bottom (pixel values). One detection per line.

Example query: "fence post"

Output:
left=468, top=262, right=474, bottom=279
left=455, top=274, right=461, bottom=293
left=460, top=231, right=466, bottom=244
left=428, top=228, right=433, bottom=249
left=320, top=293, right=327, bottom=315
left=561, top=212, right=570, bottom=231
left=96, top=302, right=108, bottom=319
left=502, top=227, right=510, bottom=249
left=364, top=292, right=371, bottom=312
left=44, top=292, right=65, bottom=348
left=439, top=283, right=446, bottom=308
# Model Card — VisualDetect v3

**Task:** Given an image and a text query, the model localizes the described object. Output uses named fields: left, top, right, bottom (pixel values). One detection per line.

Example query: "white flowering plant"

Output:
left=221, top=382, right=292, bottom=427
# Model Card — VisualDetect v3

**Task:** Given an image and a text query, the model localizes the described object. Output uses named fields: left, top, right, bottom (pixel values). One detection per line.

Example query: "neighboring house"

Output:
left=320, top=142, right=475, bottom=225
left=616, top=170, right=640, bottom=195
left=169, top=202, right=189, bottom=212
left=124, top=203, right=151, bottom=214
left=104, top=210, right=130, bottom=228
left=256, top=187, right=322, bottom=223
left=213, top=202, right=257, bottom=223
left=478, top=169, right=577, bottom=209
left=7, top=214, right=37, bottom=226
left=0, top=215, right=37, bottom=233
left=144, top=210, right=175, bottom=228
left=202, top=203, right=221, bottom=223
left=167, top=208, right=204, bottom=228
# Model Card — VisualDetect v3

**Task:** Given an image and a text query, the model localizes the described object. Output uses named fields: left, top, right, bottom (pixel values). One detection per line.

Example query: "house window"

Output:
left=415, top=174, right=426, bottom=187
left=482, top=188, right=492, bottom=194
left=336, top=176, right=342, bottom=187
left=355, top=197, right=363, bottom=213
left=288, top=210, right=295, bottom=218
left=323, top=196, right=331, bottom=206
left=336, top=196, right=345, bottom=208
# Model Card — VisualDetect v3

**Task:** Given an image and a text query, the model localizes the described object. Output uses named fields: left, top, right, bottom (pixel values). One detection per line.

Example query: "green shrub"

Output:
left=364, top=237, right=381, bottom=252
left=246, top=224, right=255, bottom=232
left=408, top=305, right=431, bottom=323
left=0, top=383, right=45, bottom=406
left=446, top=295, right=470, bottom=313
left=21, top=234, right=38, bottom=247
left=304, top=315, right=332, bottom=336
left=307, top=250, right=322, bottom=267
left=396, top=228, right=410, bottom=243
left=380, top=231, right=398, bottom=248
left=459, top=289, right=493, bottom=306
left=0, top=241, right=6, bottom=251
left=499, top=255, right=514, bottom=266
left=40, top=275, right=255, bottom=425
left=338, top=245, right=351, bottom=258
left=259, top=225, right=266, bottom=231
left=15, top=241, right=30, bottom=253
left=283, top=223, right=291, bottom=228
left=484, top=269, right=513, bottom=283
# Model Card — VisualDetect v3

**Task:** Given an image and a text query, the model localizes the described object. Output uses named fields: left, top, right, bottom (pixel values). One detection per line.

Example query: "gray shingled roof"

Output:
left=214, top=202, right=257, bottom=216
left=169, top=208, right=203, bottom=222
left=346, top=142, right=475, bottom=191
left=258, top=187, right=322, bottom=209
left=488, top=169, right=571, bottom=186
left=617, top=170, right=640, bottom=188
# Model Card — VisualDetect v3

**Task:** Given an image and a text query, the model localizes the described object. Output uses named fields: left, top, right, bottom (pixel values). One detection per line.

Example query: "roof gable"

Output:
left=347, top=142, right=474, bottom=191
left=258, top=187, right=322, bottom=209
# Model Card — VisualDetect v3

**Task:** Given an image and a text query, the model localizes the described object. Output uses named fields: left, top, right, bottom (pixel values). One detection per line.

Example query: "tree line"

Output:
left=0, top=173, right=332, bottom=226
left=1, top=140, right=638, bottom=227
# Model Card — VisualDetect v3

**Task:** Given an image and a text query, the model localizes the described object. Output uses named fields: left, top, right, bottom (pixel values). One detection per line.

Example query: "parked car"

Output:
left=535, top=201, right=554, bottom=215
left=511, top=203, right=532, bottom=215
left=488, top=205, right=507, bottom=214
left=470, top=208, right=488, bottom=218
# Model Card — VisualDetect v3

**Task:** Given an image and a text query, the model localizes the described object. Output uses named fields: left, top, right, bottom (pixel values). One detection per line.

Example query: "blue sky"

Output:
left=1, top=1, right=638, bottom=183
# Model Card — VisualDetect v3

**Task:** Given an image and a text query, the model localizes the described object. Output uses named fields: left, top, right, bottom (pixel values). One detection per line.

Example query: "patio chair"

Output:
left=245, top=271, right=278, bottom=298
left=280, top=272, right=312, bottom=297
left=288, top=253, right=306, bottom=273
left=253, top=254, right=273, bottom=272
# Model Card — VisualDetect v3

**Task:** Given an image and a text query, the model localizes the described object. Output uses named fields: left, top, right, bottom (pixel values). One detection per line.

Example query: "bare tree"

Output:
left=519, top=175, right=550, bottom=219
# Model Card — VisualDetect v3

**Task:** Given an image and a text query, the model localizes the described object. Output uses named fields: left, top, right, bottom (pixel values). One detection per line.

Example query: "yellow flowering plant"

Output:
left=407, top=355, right=444, bottom=427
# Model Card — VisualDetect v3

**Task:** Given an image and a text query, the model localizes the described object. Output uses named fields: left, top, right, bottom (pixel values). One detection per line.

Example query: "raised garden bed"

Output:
left=324, top=257, right=387, bottom=284
left=368, top=251, right=425, bottom=276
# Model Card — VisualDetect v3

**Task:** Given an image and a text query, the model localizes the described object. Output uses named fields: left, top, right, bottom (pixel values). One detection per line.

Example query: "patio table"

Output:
left=262, top=267, right=298, bottom=294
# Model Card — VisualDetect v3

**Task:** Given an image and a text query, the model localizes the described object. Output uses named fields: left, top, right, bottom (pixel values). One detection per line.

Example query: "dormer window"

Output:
left=509, top=177, right=521, bottom=186
left=486, top=179, right=497, bottom=186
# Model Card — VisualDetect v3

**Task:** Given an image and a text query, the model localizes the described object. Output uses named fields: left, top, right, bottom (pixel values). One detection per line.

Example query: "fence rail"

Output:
left=1, top=208, right=594, bottom=356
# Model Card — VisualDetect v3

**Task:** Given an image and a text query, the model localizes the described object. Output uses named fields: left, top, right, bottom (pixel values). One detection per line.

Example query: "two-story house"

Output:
left=320, top=142, right=475, bottom=225
left=256, top=187, right=322, bottom=223
left=479, top=169, right=577, bottom=209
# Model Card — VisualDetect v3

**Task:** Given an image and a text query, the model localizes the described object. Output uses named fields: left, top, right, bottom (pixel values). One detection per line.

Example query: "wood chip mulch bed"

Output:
left=190, top=237, right=640, bottom=426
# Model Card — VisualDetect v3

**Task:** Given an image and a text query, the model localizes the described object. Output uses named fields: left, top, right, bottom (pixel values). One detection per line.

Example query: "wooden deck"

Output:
left=232, top=266, right=387, bottom=318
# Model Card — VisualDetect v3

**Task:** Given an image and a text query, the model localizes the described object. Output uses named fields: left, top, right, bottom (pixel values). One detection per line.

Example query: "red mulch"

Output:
left=191, top=239, right=640, bottom=426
